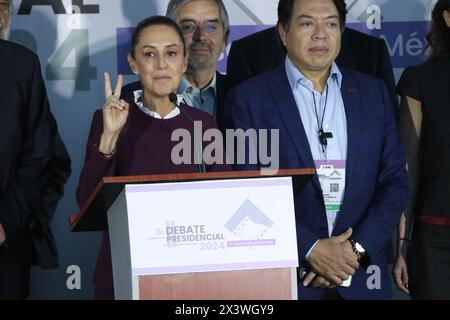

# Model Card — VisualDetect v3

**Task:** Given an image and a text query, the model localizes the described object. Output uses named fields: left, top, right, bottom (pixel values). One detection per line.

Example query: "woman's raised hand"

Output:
left=99, top=73, right=130, bottom=155
left=102, top=72, right=130, bottom=136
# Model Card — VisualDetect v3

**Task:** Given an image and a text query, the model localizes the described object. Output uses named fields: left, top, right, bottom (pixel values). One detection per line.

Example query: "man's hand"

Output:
left=303, top=271, right=337, bottom=288
left=342, top=238, right=359, bottom=260
left=0, top=223, right=5, bottom=246
left=308, top=228, right=359, bottom=285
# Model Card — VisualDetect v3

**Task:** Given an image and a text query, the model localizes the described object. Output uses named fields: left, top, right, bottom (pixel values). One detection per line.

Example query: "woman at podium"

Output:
left=76, top=16, right=229, bottom=299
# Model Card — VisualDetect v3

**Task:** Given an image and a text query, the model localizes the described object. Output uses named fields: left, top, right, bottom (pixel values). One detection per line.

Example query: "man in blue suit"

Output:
left=225, top=0, right=408, bottom=300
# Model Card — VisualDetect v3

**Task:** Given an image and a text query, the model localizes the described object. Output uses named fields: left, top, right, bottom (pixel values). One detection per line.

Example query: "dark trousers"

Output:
left=322, top=288, right=344, bottom=300
left=0, top=239, right=32, bottom=300
left=409, top=222, right=450, bottom=300
left=94, top=232, right=114, bottom=300
left=95, top=285, right=114, bottom=300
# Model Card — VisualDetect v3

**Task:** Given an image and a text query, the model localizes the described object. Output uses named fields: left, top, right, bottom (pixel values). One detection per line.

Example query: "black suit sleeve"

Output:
left=226, top=40, right=254, bottom=89
left=376, top=40, right=399, bottom=114
left=0, top=55, right=54, bottom=249
left=39, top=130, right=71, bottom=225
left=396, top=66, right=421, bottom=101
left=31, top=127, right=71, bottom=268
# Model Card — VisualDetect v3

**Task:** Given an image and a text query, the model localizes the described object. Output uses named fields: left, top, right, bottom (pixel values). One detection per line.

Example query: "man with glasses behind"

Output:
left=122, top=0, right=230, bottom=132
left=0, top=0, right=11, bottom=40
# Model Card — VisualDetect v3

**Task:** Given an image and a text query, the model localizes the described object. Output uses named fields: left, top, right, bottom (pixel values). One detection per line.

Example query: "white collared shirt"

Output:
left=285, top=57, right=348, bottom=240
left=133, top=90, right=181, bottom=119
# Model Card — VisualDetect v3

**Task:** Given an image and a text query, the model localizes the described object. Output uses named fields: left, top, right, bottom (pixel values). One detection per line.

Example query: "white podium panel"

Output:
left=122, top=177, right=298, bottom=276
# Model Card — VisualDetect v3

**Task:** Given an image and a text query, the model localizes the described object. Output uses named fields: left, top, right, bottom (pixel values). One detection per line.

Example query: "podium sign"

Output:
left=120, top=177, right=298, bottom=276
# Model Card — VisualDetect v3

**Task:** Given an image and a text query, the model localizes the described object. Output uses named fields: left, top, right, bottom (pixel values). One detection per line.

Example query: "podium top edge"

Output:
left=70, top=169, right=315, bottom=232
left=101, top=168, right=315, bottom=185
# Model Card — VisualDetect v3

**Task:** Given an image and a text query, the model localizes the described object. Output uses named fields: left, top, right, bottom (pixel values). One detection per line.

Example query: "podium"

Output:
left=71, top=169, right=314, bottom=300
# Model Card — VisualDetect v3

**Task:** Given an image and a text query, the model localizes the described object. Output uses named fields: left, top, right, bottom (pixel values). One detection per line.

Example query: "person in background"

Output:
left=77, top=16, right=229, bottom=300
left=0, top=0, right=11, bottom=40
left=123, top=0, right=230, bottom=132
left=394, top=0, right=450, bottom=300
left=0, top=0, right=71, bottom=299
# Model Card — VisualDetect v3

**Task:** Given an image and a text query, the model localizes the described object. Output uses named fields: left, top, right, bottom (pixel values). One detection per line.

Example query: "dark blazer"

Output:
left=227, top=27, right=399, bottom=115
left=0, top=40, right=70, bottom=298
left=31, top=131, right=71, bottom=269
left=121, top=72, right=230, bottom=132
left=224, top=65, right=408, bottom=299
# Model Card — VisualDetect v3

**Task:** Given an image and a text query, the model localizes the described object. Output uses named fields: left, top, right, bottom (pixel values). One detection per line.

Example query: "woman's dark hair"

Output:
left=130, top=15, right=186, bottom=58
left=426, top=0, right=450, bottom=62
left=277, top=0, right=347, bottom=32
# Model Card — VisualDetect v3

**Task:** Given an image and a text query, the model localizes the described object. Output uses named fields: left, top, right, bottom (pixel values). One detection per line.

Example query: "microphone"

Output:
left=169, top=93, right=206, bottom=173
left=169, top=92, right=179, bottom=106
left=319, top=129, right=333, bottom=147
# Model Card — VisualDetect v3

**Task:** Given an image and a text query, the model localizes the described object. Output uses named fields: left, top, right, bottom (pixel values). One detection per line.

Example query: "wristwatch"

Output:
left=349, top=239, right=366, bottom=261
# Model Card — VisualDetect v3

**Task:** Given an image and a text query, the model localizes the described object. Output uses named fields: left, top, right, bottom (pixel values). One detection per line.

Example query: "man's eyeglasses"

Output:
left=179, top=21, right=222, bottom=35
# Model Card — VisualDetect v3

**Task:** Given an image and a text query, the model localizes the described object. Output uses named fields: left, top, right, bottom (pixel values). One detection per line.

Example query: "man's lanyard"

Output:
left=312, top=85, right=333, bottom=159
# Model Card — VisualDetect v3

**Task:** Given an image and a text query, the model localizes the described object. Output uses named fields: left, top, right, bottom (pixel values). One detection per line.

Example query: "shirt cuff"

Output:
left=305, top=239, right=320, bottom=261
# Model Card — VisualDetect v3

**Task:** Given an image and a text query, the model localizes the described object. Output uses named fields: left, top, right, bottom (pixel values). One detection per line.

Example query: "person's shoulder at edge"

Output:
left=408, top=57, right=448, bottom=72
left=397, top=59, right=445, bottom=96
left=0, top=39, right=38, bottom=63
left=340, top=64, right=386, bottom=84
left=398, top=64, right=420, bottom=83
left=231, top=26, right=277, bottom=47
left=228, top=66, right=279, bottom=94
left=342, top=27, right=384, bottom=44
left=340, top=66, right=396, bottom=120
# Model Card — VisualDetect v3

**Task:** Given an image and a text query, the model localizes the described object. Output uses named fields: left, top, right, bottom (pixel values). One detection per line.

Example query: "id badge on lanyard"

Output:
left=314, top=160, right=346, bottom=234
